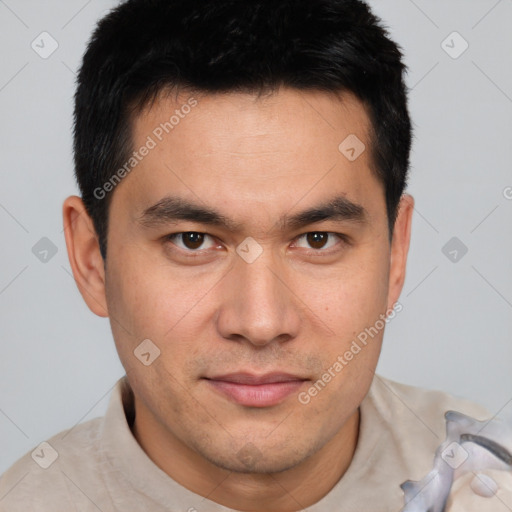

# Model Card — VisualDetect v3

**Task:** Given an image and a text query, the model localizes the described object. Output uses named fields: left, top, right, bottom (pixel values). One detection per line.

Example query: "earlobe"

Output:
left=387, top=194, right=414, bottom=310
left=62, top=195, right=109, bottom=318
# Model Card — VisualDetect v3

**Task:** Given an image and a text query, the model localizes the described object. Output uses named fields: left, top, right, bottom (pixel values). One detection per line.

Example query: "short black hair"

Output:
left=73, top=0, right=412, bottom=259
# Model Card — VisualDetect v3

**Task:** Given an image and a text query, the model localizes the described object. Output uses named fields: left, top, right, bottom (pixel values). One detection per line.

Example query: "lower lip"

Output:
left=205, top=379, right=306, bottom=407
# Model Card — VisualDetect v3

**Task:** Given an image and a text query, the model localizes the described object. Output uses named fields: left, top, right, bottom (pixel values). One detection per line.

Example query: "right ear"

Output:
left=62, top=196, right=109, bottom=317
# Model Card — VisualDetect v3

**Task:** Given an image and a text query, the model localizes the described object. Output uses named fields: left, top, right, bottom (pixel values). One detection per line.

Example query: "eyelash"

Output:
left=163, top=231, right=349, bottom=257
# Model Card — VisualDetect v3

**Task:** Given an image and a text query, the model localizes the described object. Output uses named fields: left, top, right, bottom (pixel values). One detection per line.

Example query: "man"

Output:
left=1, top=0, right=511, bottom=510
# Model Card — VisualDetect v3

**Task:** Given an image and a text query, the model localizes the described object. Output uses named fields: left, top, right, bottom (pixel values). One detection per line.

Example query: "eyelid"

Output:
left=291, top=232, right=349, bottom=253
left=164, top=232, right=220, bottom=252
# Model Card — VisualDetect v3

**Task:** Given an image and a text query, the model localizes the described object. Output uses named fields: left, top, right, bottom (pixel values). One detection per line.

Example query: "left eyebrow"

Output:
left=137, top=194, right=368, bottom=232
left=283, top=195, right=368, bottom=231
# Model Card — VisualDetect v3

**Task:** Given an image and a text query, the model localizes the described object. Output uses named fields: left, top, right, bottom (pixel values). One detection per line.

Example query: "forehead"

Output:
left=115, top=87, right=384, bottom=231
left=133, top=87, right=370, bottom=155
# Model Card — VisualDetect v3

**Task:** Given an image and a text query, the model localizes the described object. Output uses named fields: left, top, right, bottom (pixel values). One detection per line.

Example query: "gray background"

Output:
left=0, top=0, right=511, bottom=474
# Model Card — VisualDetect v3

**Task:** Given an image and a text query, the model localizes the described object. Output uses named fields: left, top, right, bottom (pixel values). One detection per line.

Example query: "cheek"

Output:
left=294, top=248, right=390, bottom=396
left=107, top=248, right=207, bottom=333
left=105, top=247, right=223, bottom=379
left=299, top=249, right=390, bottom=335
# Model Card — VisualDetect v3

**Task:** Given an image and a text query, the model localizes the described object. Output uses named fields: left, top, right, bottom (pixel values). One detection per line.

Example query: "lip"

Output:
left=206, top=372, right=306, bottom=385
left=203, top=372, right=308, bottom=407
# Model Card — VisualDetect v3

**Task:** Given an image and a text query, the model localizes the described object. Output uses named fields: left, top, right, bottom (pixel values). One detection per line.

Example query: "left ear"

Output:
left=387, top=193, right=414, bottom=310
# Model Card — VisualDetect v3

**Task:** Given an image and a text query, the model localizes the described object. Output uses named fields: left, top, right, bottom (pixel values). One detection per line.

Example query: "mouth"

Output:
left=203, top=372, right=309, bottom=408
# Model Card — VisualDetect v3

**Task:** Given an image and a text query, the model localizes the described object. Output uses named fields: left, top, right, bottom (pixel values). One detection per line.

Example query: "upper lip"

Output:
left=204, top=372, right=308, bottom=385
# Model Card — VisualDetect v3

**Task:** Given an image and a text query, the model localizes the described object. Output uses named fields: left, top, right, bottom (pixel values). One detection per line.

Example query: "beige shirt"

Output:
left=0, top=375, right=495, bottom=511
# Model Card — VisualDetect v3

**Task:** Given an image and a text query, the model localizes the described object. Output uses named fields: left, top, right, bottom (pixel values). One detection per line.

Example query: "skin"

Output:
left=63, top=87, right=414, bottom=511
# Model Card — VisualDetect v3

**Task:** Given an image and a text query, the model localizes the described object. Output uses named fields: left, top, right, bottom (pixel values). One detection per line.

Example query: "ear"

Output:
left=387, top=193, right=414, bottom=310
left=62, top=196, right=109, bottom=317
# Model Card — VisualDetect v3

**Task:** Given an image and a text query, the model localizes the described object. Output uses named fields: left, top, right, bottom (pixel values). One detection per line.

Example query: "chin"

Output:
left=194, top=435, right=319, bottom=475
left=207, top=451, right=305, bottom=475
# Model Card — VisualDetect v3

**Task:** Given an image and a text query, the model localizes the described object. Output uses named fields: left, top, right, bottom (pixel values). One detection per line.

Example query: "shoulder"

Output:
left=0, top=416, right=106, bottom=511
left=368, top=375, right=490, bottom=428
left=361, top=374, right=491, bottom=481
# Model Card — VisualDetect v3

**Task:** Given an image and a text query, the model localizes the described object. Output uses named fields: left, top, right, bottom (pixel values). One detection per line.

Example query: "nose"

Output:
left=216, top=247, right=301, bottom=347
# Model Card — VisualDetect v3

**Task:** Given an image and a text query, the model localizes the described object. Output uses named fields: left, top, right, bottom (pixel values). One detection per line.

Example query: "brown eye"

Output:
left=294, top=232, right=345, bottom=253
left=306, top=232, right=329, bottom=249
left=166, top=232, right=217, bottom=252
left=181, top=232, right=204, bottom=249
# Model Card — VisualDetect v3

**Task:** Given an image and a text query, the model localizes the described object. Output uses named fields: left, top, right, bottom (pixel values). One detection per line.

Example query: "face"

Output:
left=67, top=87, right=412, bottom=475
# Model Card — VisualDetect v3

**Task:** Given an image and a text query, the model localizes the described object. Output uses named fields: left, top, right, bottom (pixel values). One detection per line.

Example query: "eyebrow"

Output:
left=138, top=194, right=368, bottom=232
